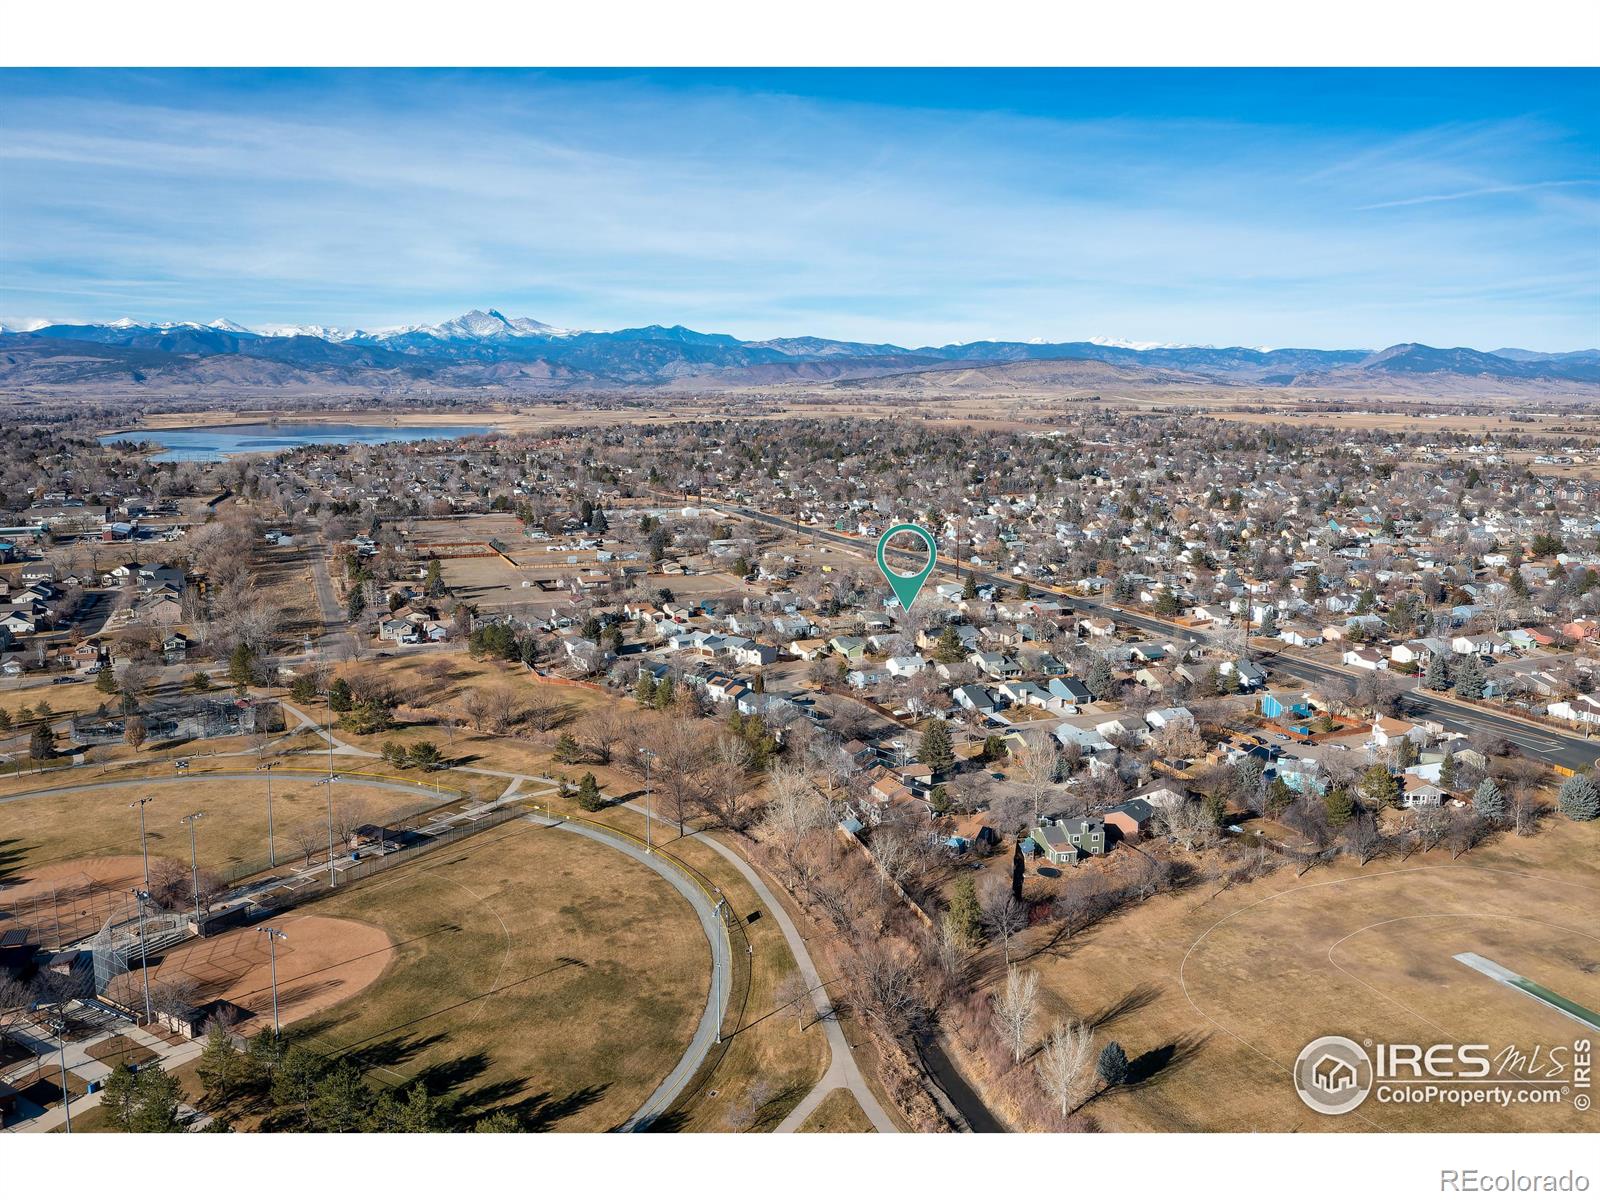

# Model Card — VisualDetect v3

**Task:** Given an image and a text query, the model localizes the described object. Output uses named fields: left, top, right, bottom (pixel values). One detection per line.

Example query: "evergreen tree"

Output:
left=474, top=1110, right=523, bottom=1132
left=634, top=674, right=656, bottom=705
left=1472, top=777, right=1506, bottom=823
left=373, top=1082, right=445, bottom=1132
left=1359, top=764, right=1398, bottom=812
left=28, top=723, right=53, bottom=761
left=652, top=677, right=675, bottom=709
left=935, top=625, right=965, bottom=664
left=196, top=1025, right=245, bottom=1103
left=1097, top=1041, right=1130, bottom=1088
left=962, top=571, right=978, bottom=601
left=229, top=642, right=257, bottom=690
left=1086, top=656, right=1113, bottom=700
left=271, top=1046, right=325, bottom=1129
left=310, top=1060, right=371, bottom=1133
left=1438, top=750, right=1457, bottom=793
left=1558, top=773, right=1599, bottom=822
left=1324, top=784, right=1356, bottom=827
left=1016, top=581, right=1031, bottom=600
left=947, top=876, right=982, bottom=947
left=576, top=772, right=604, bottom=812
left=1264, top=777, right=1294, bottom=818
left=1011, top=842, right=1025, bottom=902
left=190, top=670, right=214, bottom=693
left=100, top=1062, right=141, bottom=1130
left=96, top=665, right=119, bottom=695
left=328, top=677, right=354, bottom=713
left=983, top=734, right=1008, bottom=762
left=128, top=1063, right=186, bottom=1132
left=1452, top=655, right=1486, bottom=700
left=553, top=733, right=581, bottom=764
left=407, top=741, right=443, bottom=772
left=919, top=718, right=955, bottom=774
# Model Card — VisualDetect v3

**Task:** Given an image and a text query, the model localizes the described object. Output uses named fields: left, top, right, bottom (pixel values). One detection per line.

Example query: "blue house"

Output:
left=1259, top=691, right=1313, bottom=722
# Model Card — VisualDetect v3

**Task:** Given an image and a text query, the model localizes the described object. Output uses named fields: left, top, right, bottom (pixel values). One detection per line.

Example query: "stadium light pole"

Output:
left=316, top=777, right=337, bottom=886
left=129, top=795, right=155, bottom=890
left=180, top=811, right=205, bottom=923
left=41, top=1012, right=71, bottom=1132
left=256, top=760, right=281, bottom=868
left=132, top=888, right=153, bottom=1024
left=712, top=897, right=727, bottom=1045
left=256, top=926, right=287, bottom=1036
left=637, top=746, right=656, bottom=854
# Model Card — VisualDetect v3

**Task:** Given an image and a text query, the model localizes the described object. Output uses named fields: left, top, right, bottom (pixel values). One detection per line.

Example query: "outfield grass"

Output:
left=280, top=816, right=712, bottom=1132
left=534, top=789, right=829, bottom=1132
left=0, top=773, right=448, bottom=879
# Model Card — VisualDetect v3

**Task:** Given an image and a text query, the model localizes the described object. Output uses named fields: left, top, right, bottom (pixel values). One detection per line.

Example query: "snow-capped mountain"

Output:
left=3, top=309, right=1595, bottom=389
left=412, top=308, right=575, bottom=340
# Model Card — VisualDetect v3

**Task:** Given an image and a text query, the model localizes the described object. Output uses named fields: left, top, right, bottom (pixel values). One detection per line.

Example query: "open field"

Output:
left=0, top=774, right=449, bottom=881
left=978, top=820, right=1599, bottom=1133
left=281, top=816, right=711, bottom=1132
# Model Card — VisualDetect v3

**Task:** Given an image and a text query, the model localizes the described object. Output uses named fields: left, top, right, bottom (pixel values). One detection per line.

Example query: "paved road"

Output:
left=720, top=502, right=1600, bottom=772
left=307, top=539, right=360, bottom=662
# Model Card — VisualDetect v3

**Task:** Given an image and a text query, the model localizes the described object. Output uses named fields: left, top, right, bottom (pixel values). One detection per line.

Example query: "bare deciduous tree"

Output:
left=979, top=874, right=1027, bottom=965
left=1036, top=1019, right=1096, bottom=1118
left=991, top=965, right=1040, bottom=1065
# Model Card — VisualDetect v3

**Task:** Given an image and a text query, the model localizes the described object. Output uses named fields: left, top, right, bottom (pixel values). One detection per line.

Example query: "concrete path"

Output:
left=3, top=1005, right=209, bottom=1132
left=522, top=811, right=731, bottom=1131
left=614, top=800, right=897, bottom=1133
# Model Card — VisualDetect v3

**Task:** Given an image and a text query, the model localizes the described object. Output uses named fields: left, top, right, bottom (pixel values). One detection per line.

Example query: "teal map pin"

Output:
left=876, top=522, right=937, bottom=611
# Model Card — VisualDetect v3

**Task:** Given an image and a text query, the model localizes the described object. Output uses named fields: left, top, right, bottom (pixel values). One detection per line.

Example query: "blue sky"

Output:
left=1, top=68, right=1596, bottom=349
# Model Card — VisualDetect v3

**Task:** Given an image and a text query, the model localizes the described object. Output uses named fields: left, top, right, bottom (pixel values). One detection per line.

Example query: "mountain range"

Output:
left=2, top=309, right=1597, bottom=391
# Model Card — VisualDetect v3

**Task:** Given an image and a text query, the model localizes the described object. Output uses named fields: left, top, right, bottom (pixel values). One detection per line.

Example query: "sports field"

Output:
left=281, top=816, right=712, bottom=1132
left=0, top=774, right=448, bottom=880
left=105, top=912, right=393, bottom=1033
left=1013, top=821, right=1599, bottom=1133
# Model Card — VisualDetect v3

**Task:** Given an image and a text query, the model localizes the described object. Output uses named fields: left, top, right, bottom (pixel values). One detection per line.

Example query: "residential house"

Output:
left=1031, top=816, right=1107, bottom=864
left=1548, top=694, right=1600, bottom=727
left=1103, top=797, right=1154, bottom=842
left=1342, top=647, right=1387, bottom=671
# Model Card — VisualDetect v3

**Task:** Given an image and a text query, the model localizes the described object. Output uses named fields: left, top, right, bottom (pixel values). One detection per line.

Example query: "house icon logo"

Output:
left=1294, top=1036, right=1374, bottom=1115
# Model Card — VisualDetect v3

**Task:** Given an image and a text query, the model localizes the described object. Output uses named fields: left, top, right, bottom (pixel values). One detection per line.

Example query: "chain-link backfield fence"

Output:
left=89, top=906, right=190, bottom=997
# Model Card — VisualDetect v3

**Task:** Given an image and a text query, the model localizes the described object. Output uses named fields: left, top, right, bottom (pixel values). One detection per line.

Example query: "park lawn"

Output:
left=281, top=816, right=711, bottom=1132
left=798, top=1088, right=875, bottom=1132
left=960, top=818, right=1598, bottom=1134
left=0, top=723, right=331, bottom=798
left=0, top=773, right=449, bottom=880
left=541, top=793, right=828, bottom=1131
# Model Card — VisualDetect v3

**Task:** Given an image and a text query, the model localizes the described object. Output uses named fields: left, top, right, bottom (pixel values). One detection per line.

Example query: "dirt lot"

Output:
left=969, top=820, right=1599, bottom=1133
left=283, top=816, right=712, bottom=1132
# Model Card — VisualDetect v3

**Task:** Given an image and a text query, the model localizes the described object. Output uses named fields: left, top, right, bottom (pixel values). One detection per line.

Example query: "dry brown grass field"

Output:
left=0, top=774, right=445, bottom=879
left=797, top=1087, right=875, bottom=1132
left=281, top=816, right=711, bottom=1132
left=978, top=820, right=1599, bottom=1133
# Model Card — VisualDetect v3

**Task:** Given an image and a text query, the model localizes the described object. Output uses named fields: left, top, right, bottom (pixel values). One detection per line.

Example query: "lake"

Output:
left=99, top=421, right=492, bottom=462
